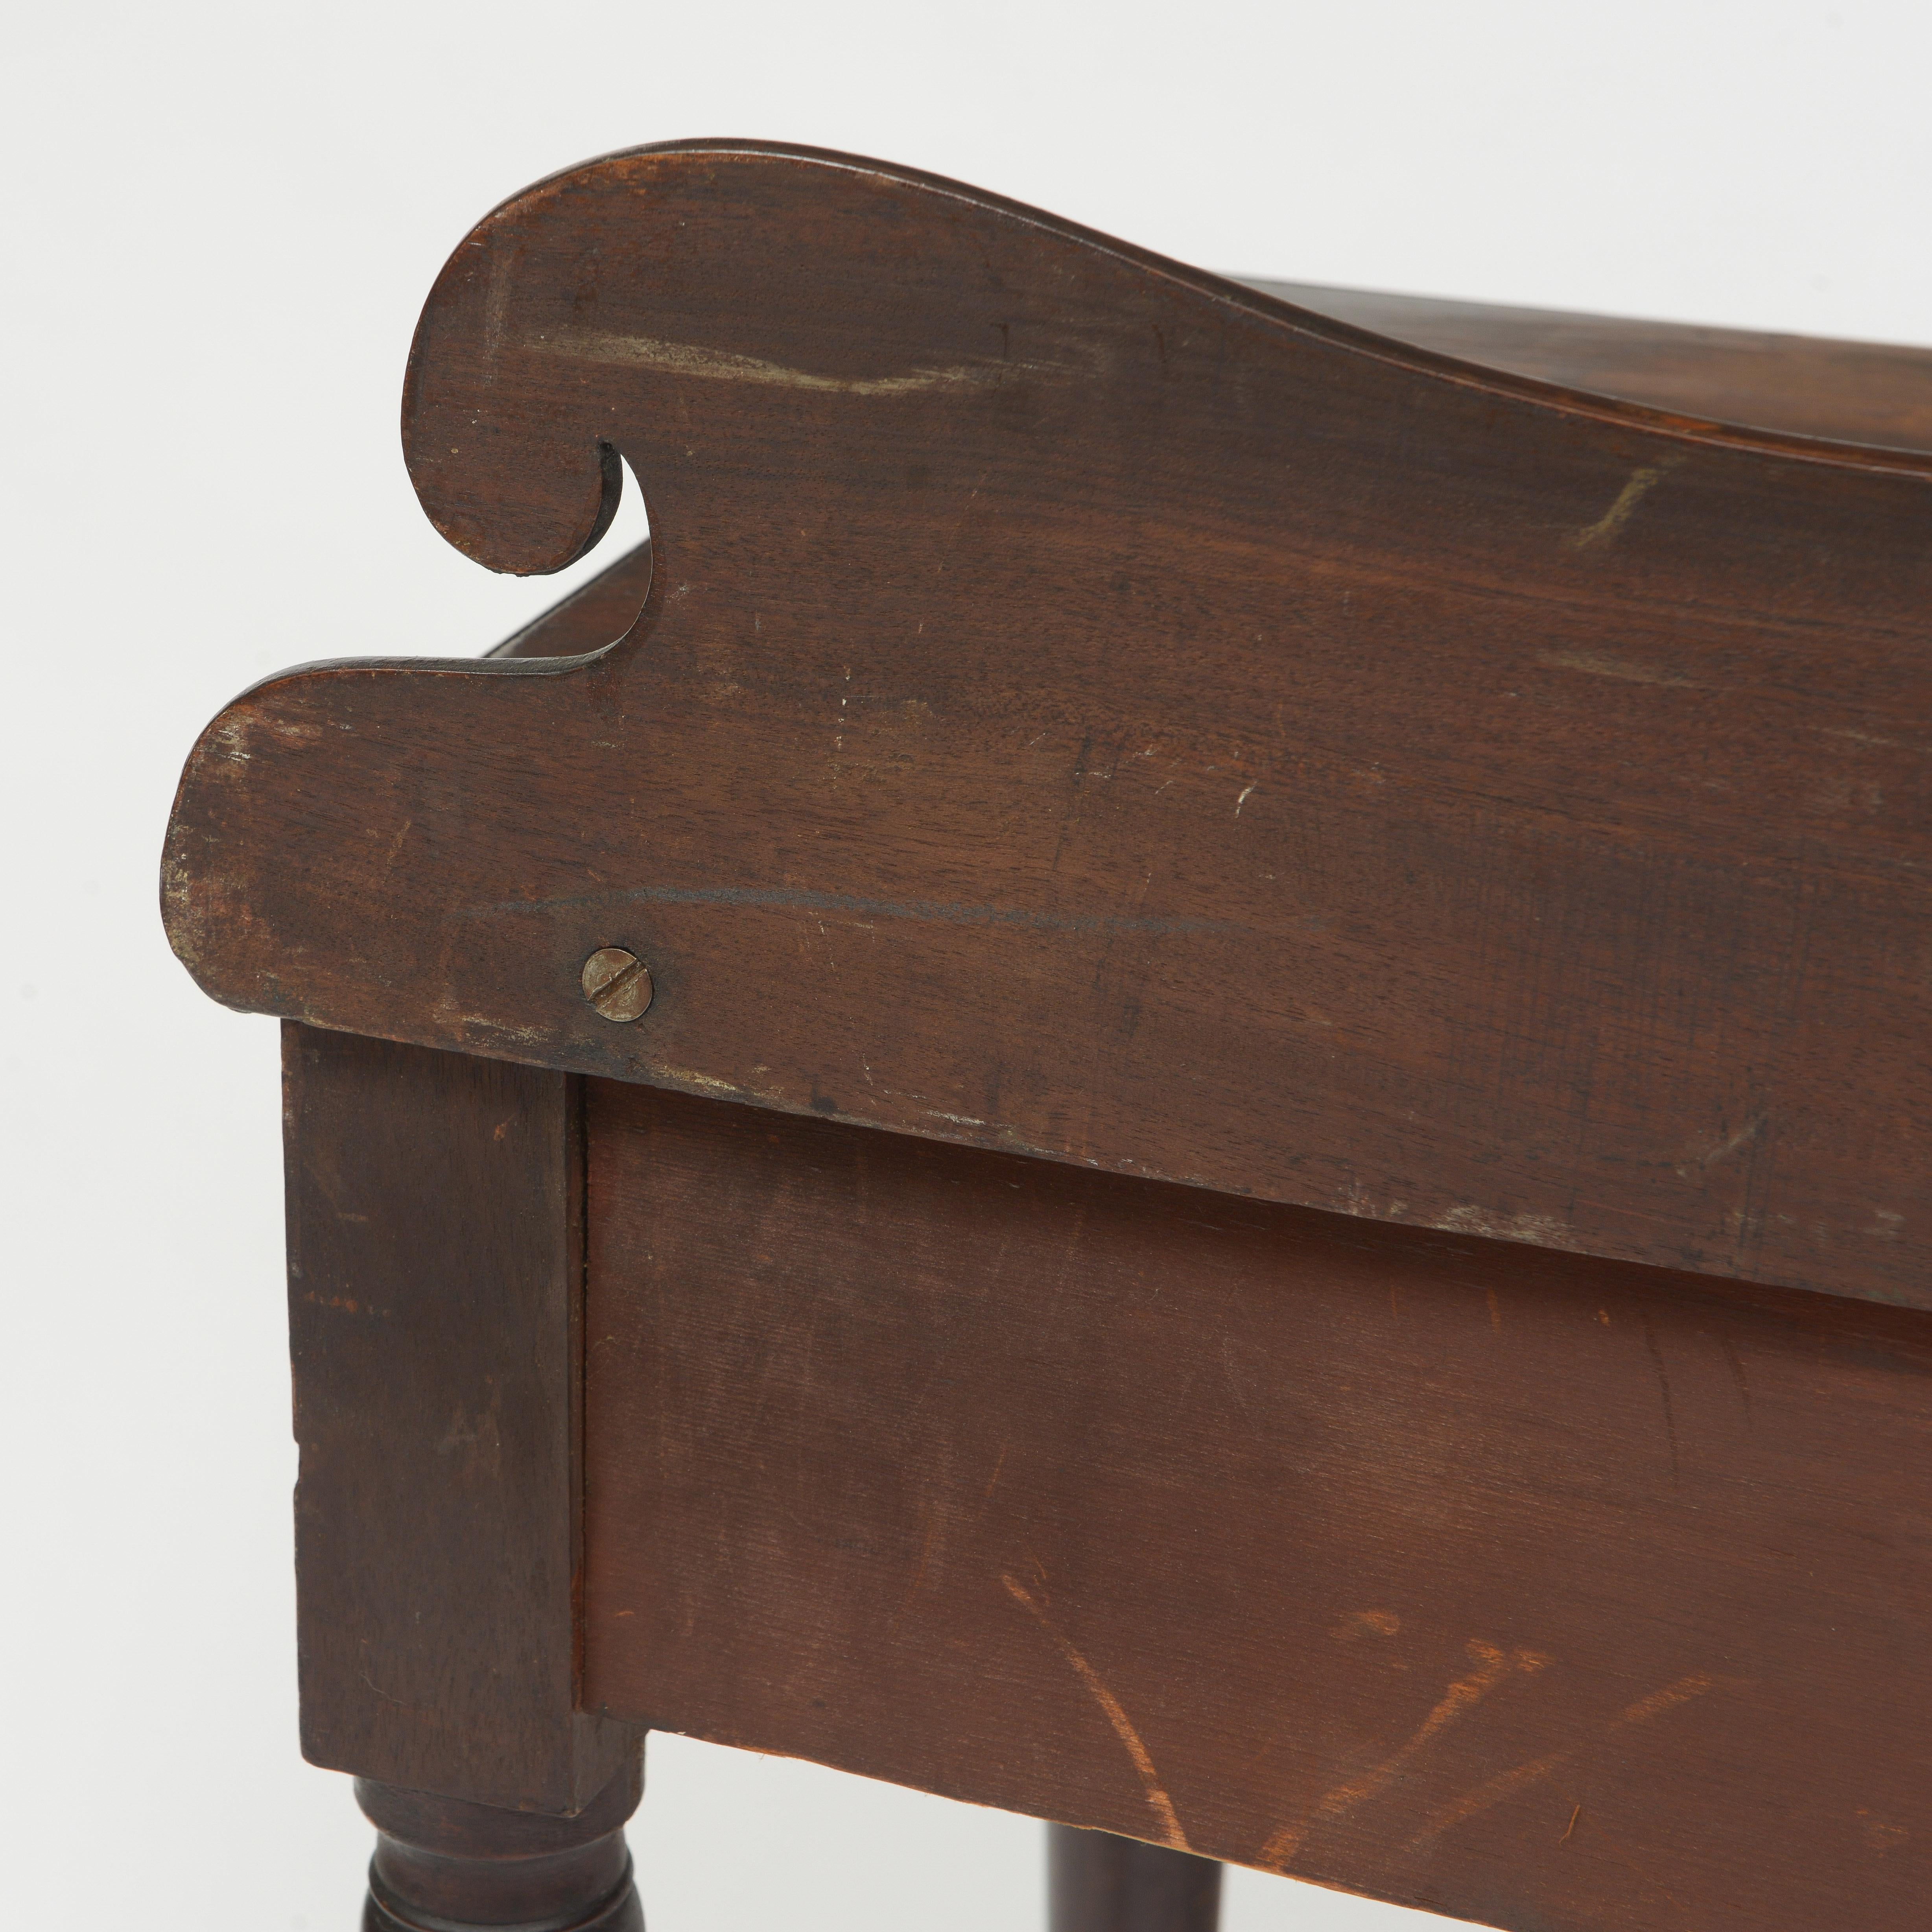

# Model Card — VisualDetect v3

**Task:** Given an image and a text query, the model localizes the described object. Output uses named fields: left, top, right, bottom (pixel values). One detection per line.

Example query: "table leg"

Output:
left=357, top=1758, right=643, bottom=1932
left=1049, top=1823, right=1223, bottom=1932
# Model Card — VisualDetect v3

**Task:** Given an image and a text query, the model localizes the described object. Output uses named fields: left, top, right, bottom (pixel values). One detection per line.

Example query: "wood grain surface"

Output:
left=492, top=281, right=1932, bottom=666
left=166, top=141, right=1932, bottom=1307
left=283, top=1022, right=636, bottom=1812
left=1252, top=281, right=1932, bottom=455
left=583, top=1079, right=1932, bottom=1931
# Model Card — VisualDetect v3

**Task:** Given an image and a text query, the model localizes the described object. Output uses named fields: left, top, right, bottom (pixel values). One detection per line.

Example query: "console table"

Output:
left=164, top=140, right=1932, bottom=1932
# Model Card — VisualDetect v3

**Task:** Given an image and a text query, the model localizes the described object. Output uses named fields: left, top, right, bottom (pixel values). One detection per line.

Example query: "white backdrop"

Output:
left=4, top=5, right=1926, bottom=1928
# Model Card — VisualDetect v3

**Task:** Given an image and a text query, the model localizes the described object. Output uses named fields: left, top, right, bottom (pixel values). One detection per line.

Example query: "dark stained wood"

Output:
left=583, top=1078, right=1932, bottom=1932
left=497, top=282, right=1932, bottom=672
left=358, top=1763, right=643, bottom=1932
left=284, top=1021, right=636, bottom=1814
left=485, top=273, right=1932, bottom=678
left=1049, top=1826, right=1223, bottom=1932
left=1247, top=280, right=1932, bottom=456
left=165, top=141, right=1932, bottom=1311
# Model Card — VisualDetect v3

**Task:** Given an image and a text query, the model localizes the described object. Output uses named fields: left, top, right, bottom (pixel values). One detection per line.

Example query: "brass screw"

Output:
left=581, top=947, right=654, bottom=1023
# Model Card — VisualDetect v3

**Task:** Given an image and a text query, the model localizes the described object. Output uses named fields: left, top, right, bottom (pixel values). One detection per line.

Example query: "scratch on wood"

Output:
left=466, top=879, right=1239, bottom=937
left=1537, top=648, right=1690, bottom=687
left=1677, top=1113, right=1765, bottom=1177
left=1641, top=1318, right=1681, bottom=1486
left=357, top=1640, right=420, bottom=1714
left=1001, top=1573, right=1191, bottom=1851
left=359, top=1665, right=406, bottom=1708
left=1819, top=726, right=1914, bottom=750
left=483, top=245, right=512, bottom=376
left=903, top=1502, right=947, bottom=1608
left=653, top=1066, right=750, bottom=1099
left=529, top=326, right=1067, bottom=395
left=1567, top=460, right=1675, bottom=549
left=1704, top=1115, right=1765, bottom=1165
left=1409, top=1673, right=1718, bottom=1850
left=1858, top=1813, right=1910, bottom=1852
left=1436, top=1205, right=1581, bottom=1252
left=436, top=1007, right=551, bottom=1048
left=1332, top=1609, right=1403, bottom=1641
left=1719, top=1330, right=1753, bottom=1424
left=1261, top=1639, right=1546, bottom=1869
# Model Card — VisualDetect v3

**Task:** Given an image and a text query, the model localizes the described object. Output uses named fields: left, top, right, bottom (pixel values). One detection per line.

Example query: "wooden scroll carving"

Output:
left=164, top=141, right=1932, bottom=1308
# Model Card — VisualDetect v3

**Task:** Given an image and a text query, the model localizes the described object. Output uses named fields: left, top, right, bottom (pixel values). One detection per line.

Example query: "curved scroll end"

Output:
left=402, top=187, right=626, bottom=575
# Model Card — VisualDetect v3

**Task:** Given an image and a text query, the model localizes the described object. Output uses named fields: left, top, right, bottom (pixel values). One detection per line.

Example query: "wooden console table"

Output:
left=164, top=141, right=1932, bottom=1932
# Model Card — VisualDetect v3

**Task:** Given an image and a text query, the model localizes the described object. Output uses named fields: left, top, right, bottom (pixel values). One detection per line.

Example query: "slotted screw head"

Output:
left=581, top=947, right=654, bottom=1023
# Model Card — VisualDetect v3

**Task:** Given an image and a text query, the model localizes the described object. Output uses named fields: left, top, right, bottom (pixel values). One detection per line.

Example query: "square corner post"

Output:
left=280, top=1021, right=643, bottom=1932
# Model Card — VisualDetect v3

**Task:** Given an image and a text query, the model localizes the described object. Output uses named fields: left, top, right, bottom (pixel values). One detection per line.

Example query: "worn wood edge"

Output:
left=158, top=563, right=667, bottom=1008
left=243, top=1009, right=1918, bottom=1324
left=1243, top=279, right=1932, bottom=457
left=489, top=541, right=654, bottom=658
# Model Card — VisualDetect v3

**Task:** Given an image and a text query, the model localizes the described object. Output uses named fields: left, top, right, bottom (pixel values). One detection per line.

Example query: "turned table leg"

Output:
left=357, top=1761, right=643, bottom=1932
left=1049, top=1823, right=1223, bottom=1932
